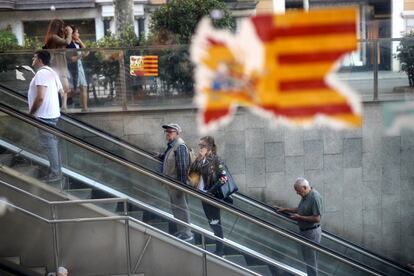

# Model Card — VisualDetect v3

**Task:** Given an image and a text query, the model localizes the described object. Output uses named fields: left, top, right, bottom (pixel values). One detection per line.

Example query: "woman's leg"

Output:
left=202, top=201, right=224, bottom=255
left=60, top=77, right=69, bottom=111
left=80, top=86, right=88, bottom=111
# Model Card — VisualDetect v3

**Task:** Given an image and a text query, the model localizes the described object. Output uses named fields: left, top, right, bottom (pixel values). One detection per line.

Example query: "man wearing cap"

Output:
left=277, top=177, right=323, bottom=276
left=159, top=123, right=193, bottom=241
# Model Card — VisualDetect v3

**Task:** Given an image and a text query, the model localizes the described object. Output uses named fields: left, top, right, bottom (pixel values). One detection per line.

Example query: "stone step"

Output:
left=12, top=165, right=38, bottom=178
left=148, top=221, right=169, bottom=233
left=122, top=210, right=144, bottom=221
left=0, top=153, right=14, bottom=166
left=30, top=266, right=47, bottom=275
left=224, top=254, right=248, bottom=267
left=2, top=256, right=20, bottom=265
left=248, top=265, right=273, bottom=276
left=65, top=188, right=92, bottom=199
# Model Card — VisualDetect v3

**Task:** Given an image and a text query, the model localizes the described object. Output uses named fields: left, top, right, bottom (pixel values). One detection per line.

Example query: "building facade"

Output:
left=0, top=0, right=257, bottom=45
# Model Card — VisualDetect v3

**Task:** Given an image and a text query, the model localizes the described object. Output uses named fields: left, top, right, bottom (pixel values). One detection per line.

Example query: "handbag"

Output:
left=215, top=165, right=238, bottom=199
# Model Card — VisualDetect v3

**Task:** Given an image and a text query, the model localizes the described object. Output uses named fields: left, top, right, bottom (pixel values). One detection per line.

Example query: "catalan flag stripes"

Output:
left=142, top=56, right=158, bottom=76
left=251, top=8, right=360, bottom=125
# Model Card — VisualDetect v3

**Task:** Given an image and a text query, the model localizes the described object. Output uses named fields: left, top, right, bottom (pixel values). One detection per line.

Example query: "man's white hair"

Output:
left=294, top=177, right=310, bottom=188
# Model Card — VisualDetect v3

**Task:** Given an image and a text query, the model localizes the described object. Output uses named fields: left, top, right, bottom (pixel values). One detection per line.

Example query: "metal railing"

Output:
left=0, top=102, right=384, bottom=276
left=0, top=37, right=412, bottom=112
left=0, top=81, right=410, bottom=275
left=0, top=179, right=295, bottom=276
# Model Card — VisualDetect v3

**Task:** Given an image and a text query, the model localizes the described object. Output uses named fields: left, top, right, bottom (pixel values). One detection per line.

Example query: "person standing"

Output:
left=44, top=19, right=72, bottom=111
left=159, top=123, right=193, bottom=241
left=67, top=25, right=89, bottom=112
left=277, top=177, right=323, bottom=276
left=188, top=136, right=231, bottom=256
left=28, top=50, right=63, bottom=182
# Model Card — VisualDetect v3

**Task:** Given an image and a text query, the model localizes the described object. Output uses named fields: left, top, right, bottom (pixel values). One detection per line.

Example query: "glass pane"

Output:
left=337, top=41, right=374, bottom=101
left=378, top=39, right=410, bottom=101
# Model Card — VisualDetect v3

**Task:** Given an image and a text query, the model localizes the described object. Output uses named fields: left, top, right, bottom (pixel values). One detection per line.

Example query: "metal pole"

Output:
left=133, top=235, right=152, bottom=273
left=124, top=199, right=131, bottom=275
left=202, top=235, right=207, bottom=276
left=373, top=40, right=379, bottom=101
left=51, top=205, right=60, bottom=273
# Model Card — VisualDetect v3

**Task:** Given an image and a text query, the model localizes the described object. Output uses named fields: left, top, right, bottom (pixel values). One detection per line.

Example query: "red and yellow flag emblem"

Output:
left=191, top=8, right=362, bottom=134
left=130, top=55, right=158, bottom=76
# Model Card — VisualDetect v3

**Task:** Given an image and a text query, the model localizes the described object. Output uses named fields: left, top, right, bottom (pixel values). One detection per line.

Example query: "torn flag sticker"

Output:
left=190, top=7, right=362, bottom=134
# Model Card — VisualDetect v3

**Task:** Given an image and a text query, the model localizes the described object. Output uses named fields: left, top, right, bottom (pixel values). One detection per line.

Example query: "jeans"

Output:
left=38, top=117, right=61, bottom=177
left=202, top=201, right=224, bottom=254
left=167, top=187, right=192, bottom=236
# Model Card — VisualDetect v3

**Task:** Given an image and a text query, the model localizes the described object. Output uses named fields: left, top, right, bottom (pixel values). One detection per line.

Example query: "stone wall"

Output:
left=75, top=102, right=414, bottom=265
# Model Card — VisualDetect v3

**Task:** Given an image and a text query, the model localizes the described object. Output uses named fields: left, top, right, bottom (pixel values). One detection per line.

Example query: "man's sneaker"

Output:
left=175, top=232, right=194, bottom=242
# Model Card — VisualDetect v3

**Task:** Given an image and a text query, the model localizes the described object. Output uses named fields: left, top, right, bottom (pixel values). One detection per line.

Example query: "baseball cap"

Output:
left=162, top=123, right=182, bottom=133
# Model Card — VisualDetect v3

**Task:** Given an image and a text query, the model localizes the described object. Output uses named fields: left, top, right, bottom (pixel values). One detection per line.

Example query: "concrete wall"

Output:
left=74, top=101, right=414, bottom=265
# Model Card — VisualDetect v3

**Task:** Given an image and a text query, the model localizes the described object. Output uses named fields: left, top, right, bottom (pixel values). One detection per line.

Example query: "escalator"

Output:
left=0, top=84, right=409, bottom=275
left=0, top=101, right=389, bottom=276
left=0, top=84, right=412, bottom=275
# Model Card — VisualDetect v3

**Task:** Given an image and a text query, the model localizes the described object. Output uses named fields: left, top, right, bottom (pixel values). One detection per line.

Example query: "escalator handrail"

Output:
left=0, top=82, right=409, bottom=274
left=0, top=102, right=387, bottom=276
left=0, top=83, right=159, bottom=162
left=0, top=83, right=409, bottom=274
left=232, top=193, right=411, bottom=273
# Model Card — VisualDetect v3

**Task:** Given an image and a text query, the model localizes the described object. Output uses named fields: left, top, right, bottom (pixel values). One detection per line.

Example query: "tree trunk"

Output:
left=114, top=0, right=134, bottom=37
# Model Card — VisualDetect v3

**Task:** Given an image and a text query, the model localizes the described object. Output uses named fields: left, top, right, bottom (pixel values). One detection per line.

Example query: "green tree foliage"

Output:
left=149, top=0, right=233, bottom=44
left=396, top=32, right=414, bottom=87
left=0, top=27, right=19, bottom=52
left=0, top=27, right=20, bottom=72
left=148, top=0, right=233, bottom=94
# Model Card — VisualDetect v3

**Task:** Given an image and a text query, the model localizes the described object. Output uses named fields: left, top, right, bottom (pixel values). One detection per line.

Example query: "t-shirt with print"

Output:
left=297, top=188, right=323, bottom=230
left=28, top=66, right=62, bottom=119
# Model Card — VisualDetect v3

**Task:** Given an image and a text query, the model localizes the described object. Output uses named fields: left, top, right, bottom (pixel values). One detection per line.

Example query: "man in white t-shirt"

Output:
left=28, top=50, right=63, bottom=182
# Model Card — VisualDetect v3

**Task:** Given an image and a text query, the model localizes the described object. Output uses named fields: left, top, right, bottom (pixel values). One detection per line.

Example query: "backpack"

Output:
left=171, top=140, right=196, bottom=167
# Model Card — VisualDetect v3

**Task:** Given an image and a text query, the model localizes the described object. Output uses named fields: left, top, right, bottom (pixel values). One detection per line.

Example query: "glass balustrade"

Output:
left=0, top=106, right=383, bottom=276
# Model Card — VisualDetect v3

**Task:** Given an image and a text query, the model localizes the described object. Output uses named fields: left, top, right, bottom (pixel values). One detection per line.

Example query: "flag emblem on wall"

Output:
left=130, top=56, right=158, bottom=76
left=191, top=8, right=362, bottom=134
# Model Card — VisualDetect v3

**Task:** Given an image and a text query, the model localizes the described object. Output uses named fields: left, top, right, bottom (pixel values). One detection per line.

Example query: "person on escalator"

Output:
left=158, top=123, right=194, bottom=242
left=188, top=136, right=232, bottom=257
left=277, top=177, right=323, bottom=276
left=28, top=50, right=63, bottom=183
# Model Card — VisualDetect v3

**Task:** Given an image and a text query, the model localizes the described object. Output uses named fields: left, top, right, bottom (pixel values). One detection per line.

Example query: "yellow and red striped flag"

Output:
left=191, top=8, right=362, bottom=134
left=130, top=55, right=158, bottom=77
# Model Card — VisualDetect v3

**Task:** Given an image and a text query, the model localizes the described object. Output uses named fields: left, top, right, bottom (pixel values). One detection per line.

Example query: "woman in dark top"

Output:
left=44, top=19, right=72, bottom=111
left=189, top=136, right=232, bottom=256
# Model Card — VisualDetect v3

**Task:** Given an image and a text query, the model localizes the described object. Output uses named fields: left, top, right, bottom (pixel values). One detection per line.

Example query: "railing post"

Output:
left=124, top=199, right=131, bottom=275
left=51, top=204, right=60, bottom=273
left=373, top=39, right=379, bottom=101
left=202, top=234, right=207, bottom=276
